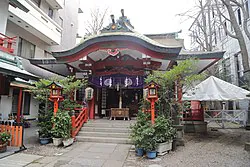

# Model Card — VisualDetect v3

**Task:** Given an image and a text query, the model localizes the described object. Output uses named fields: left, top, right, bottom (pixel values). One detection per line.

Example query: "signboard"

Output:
left=75, top=71, right=91, bottom=79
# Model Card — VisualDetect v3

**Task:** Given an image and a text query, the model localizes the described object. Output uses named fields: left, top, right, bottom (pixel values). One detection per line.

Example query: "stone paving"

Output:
left=0, top=142, right=132, bottom=167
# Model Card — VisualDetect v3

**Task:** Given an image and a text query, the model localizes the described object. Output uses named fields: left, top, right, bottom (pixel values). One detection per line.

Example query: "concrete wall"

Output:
left=0, top=88, right=13, bottom=120
left=0, top=0, right=9, bottom=34
left=51, top=0, right=80, bottom=51
left=0, top=88, right=39, bottom=120
left=6, top=21, right=52, bottom=58
left=22, top=93, right=39, bottom=119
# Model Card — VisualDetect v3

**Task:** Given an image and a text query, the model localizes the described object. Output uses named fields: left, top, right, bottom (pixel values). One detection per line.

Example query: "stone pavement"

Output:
left=0, top=142, right=132, bottom=167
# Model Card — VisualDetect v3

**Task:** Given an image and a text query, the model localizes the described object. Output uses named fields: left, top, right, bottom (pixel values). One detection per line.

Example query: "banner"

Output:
left=89, top=74, right=145, bottom=88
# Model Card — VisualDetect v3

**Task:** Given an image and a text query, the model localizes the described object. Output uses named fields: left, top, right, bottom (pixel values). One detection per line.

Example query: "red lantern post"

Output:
left=47, top=82, right=64, bottom=115
left=145, top=81, right=159, bottom=124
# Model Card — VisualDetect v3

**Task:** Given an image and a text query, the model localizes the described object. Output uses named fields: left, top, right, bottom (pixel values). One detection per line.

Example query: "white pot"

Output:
left=53, top=138, right=63, bottom=146
left=63, top=138, right=74, bottom=147
left=156, top=140, right=173, bottom=155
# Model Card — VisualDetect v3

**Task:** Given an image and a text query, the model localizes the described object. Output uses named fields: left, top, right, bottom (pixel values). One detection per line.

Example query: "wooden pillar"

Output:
left=89, top=97, right=95, bottom=119
left=151, top=99, right=155, bottom=124
left=71, top=114, right=76, bottom=138
left=53, top=100, right=59, bottom=115
left=17, top=88, right=23, bottom=123
left=177, top=80, right=182, bottom=103
left=119, top=89, right=122, bottom=109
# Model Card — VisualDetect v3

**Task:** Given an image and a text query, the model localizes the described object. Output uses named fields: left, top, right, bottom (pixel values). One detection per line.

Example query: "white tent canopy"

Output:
left=182, top=76, right=250, bottom=101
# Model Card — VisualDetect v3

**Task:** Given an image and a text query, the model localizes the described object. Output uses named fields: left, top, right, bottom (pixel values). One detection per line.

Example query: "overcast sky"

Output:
left=78, top=0, right=199, bottom=49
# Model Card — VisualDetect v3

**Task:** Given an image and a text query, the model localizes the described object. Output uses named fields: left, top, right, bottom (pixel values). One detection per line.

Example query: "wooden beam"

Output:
left=17, top=88, right=23, bottom=123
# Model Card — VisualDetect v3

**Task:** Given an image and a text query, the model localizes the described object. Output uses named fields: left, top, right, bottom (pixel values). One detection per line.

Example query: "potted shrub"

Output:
left=141, top=125, right=158, bottom=159
left=38, top=122, right=52, bottom=145
left=130, top=111, right=151, bottom=156
left=154, top=115, right=176, bottom=155
left=51, top=109, right=74, bottom=147
left=0, top=132, right=11, bottom=153
left=38, top=107, right=53, bottom=145
left=61, top=110, right=74, bottom=147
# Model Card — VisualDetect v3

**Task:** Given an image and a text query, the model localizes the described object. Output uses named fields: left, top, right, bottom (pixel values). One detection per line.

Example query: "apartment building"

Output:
left=189, top=0, right=250, bottom=112
left=0, top=0, right=82, bottom=121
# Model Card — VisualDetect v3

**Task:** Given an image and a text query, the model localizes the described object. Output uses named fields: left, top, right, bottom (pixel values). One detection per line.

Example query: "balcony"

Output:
left=46, top=0, right=63, bottom=9
left=0, top=33, right=16, bottom=54
left=8, top=0, right=62, bottom=45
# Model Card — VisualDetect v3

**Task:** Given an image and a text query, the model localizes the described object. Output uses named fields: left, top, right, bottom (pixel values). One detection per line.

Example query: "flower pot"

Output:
left=39, top=137, right=50, bottom=145
left=0, top=143, right=7, bottom=153
left=146, top=151, right=157, bottom=159
left=136, top=148, right=144, bottom=156
left=53, top=138, right=63, bottom=146
left=156, top=140, right=173, bottom=155
left=62, top=138, right=74, bottom=147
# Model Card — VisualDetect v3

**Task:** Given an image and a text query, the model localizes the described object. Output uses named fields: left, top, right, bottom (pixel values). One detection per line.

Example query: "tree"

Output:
left=30, top=76, right=87, bottom=138
left=214, top=0, right=250, bottom=87
left=178, top=0, right=215, bottom=51
left=85, top=8, right=109, bottom=35
left=145, top=59, right=205, bottom=124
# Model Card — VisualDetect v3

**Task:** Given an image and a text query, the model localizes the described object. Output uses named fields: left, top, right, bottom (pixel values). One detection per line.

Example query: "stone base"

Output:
left=245, top=142, right=250, bottom=151
left=183, top=121, right=207, bottom=133
left=245, top=124, right=250, bottom=130
left=173, top=125, right=185, bottom=146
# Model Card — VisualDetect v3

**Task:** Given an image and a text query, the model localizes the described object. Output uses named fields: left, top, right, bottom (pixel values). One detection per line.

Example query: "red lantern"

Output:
left=145, top=81, right=160, bottom=124
left=47, top=82, right=64, bottom=114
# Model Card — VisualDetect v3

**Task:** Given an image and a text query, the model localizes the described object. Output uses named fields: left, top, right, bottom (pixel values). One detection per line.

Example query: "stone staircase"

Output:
left=76, top=119, right=135, bottom=144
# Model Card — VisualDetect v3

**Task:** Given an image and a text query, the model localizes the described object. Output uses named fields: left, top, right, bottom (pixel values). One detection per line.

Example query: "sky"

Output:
left=78, top=0, right=199, bottom=49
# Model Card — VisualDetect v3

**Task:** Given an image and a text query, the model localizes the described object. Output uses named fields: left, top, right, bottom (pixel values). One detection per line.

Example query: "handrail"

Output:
left=71, top=107, right=87, bottom=138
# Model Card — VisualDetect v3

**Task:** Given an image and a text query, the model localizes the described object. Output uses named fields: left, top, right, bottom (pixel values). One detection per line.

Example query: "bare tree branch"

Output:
left=85, top=7, right=109, bottom=35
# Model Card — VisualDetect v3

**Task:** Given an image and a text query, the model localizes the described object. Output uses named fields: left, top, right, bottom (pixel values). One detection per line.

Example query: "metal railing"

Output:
left=204, top=110, right=247, bottom=128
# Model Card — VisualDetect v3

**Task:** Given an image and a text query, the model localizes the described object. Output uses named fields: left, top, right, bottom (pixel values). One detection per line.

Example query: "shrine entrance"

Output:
left=101, top=88, right=142, bottom=118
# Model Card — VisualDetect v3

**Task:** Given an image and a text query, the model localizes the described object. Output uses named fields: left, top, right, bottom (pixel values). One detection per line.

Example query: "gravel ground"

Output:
left=22, top=127, right=250, bottom=167
left=23, top=142, right=76, bottom=157
left=124, top=128, right=250, bottom=167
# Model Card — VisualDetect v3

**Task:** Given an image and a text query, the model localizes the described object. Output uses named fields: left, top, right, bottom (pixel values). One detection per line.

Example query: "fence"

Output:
left=71, top=107, right=87, bottom=138
left=0, top=121, right=25, bottom=148
left=204, top=110, right=247, bottom=128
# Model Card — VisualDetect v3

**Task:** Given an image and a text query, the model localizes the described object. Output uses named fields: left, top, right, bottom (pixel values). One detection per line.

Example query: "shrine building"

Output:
left=30, top=9, right=224, bottom=119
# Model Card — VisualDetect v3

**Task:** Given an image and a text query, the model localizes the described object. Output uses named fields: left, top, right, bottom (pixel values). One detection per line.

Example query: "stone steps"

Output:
left=78, top=131, right=129, bottom=138
left=76, top=119, right=134, bottom=144
left=81, top=127, right=131, bottom=133
left=76, top=136, right=132, bottom=144
left=84, top=123, right=133, bottom=128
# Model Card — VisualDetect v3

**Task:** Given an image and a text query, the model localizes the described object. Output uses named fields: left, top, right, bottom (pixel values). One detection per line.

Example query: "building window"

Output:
left=212, top=7, right=215, bottom=18
left=237, top=8, right=242, bottom=25
left=223, top=21, right=228, bottom=36
left=23, top=92, right=31, bottom=115
left=17, top=37, right=36, bottom=59
left=246, top=1, right=249, bottom=17
left=48, top=7, right=54, bottom=19
left=31, top=0, right=41, bottom=7
left=59, top=17, right=63, bottom=27
left=11, top=89, right=19, bottom=115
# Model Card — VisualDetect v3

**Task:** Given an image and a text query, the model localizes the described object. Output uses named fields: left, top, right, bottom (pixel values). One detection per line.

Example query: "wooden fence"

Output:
left=0, top=121, right=24, bottom=147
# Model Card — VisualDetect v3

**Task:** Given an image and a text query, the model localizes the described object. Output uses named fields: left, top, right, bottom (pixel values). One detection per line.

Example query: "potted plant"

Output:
left=0, top=132, right=11, bottom=153
left=51, top=109, right=74, bottom=147
left=130, top=111, right=151, bottom=156
left=154, top=115, right=176, bottom=155
left=38, top=106, right=53, bottom=145
left=141, top=125, right=158, bottom=159
left=61, top=110, right=74, bottom=147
